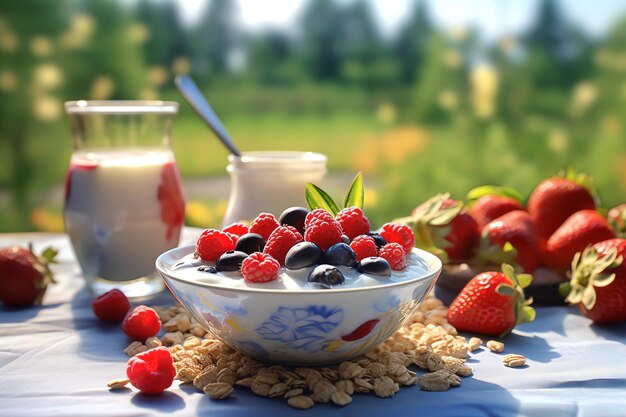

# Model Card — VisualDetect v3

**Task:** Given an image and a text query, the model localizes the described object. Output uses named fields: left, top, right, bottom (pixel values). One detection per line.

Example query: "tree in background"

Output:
left=191, top=0, right=240, bottom=79
left=299, top=0, right=343, bottom=81
left=135, top=0, right=189, bottom=68
left=523, top=0, right=592, bottom=114
left=246, top=29, right=295, bottom=85
left=0, top=0, right=68, bottom=226
left=337, top=0, right=389, bottom=87
left=63, top=0, right=147, bottom=100
left=394, top=1, right=433, bottom=85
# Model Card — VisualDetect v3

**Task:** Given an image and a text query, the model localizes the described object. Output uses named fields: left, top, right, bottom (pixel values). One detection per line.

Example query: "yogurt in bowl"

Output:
left=156, top=244, right=442, bottom=366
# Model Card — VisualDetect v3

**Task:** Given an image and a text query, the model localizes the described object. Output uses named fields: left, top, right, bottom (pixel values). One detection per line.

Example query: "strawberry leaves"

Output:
left=466, top=185, right=523, bottom=205
left=500, top=263, right=535, bottom=336
left=394, top=193, right=461, bottom=263
left=306, top=172, right=364, bottom=215
left=561, top=245, right=622, bottom=310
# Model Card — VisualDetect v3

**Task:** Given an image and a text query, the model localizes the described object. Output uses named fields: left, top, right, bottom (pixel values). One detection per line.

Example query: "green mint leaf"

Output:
left=306, top=183, right=341, bottom=215
left=343, top=172, right=364, bottom=209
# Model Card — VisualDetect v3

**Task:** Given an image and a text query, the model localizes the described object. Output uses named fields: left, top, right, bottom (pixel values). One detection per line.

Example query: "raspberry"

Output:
left=126, top=347, right=176, bottom=395
left=304, top=219, right=343, bottom=251
left=222, top=222, right=249, bottom=237
left=264, top=226, right=303, bottom=265
left=196, top=229, right=237, bottom=261
left=336, top=206, right=370, bottom=240
left=249, top=213, right=280, bottom=240
left=241, top=252, right=280, bottom=283
left=379, top=243, right=407, bottom=270
left=350, top=235, right=378, bottom=261
left=305, top=209, right=336, bottom=228
left=380, top=223, right=415, bottom=253
left=122, top=305, right=161, bottom=341
left=91, top=289, right=130, bottom=323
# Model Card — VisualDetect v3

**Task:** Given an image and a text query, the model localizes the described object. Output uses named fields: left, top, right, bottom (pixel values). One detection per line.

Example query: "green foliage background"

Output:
left=0, top=0, right=625, bottom=232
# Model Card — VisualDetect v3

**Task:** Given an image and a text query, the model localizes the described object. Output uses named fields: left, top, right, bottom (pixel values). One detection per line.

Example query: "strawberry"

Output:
left=542, top=210, right=615, bottom=272
left=447, top=264, right=535, bottom=336
left=528, top=174, right=596, bottom=241
left=608, top=204, right=626, bottom=238
left=477, top=210, right=540, bottom=273
left=0, top=245, right=57, bottom=307
left=401, top=193, right=479, bottom=263
left=560, top=238, right=626, bottom=324
left=466, top=186, right=526, bottom=230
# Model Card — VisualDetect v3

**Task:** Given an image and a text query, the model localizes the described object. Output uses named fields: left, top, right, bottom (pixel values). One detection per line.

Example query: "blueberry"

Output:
left=357, top=257, right=392, bottom=277
left=198, top=265, right=218, bottom=273
left=279, top=207, right=309, bottom=234
left=216, top=251, right=248, bottom=271
left=235, top=233, right=266, bottom=255
left=368, top=232, right=388, bottom=249
left=308, top=264, right=345, bottom=288
left=285, top=242, right=322, bottom=270
left=323, top=242, right=357, bottom=267
left=341, top=234, right=350, bottom=244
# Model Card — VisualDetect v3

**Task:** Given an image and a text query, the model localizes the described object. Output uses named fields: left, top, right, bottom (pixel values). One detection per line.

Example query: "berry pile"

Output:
left=195, top=207, right=415, bottom=288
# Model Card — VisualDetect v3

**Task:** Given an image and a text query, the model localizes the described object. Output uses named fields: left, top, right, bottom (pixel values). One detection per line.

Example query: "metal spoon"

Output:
left=175, top=75, right=241, bottom=156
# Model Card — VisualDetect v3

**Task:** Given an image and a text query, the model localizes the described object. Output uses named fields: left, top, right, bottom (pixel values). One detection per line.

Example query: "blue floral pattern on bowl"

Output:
left=256, top=305, right=344, bottom=352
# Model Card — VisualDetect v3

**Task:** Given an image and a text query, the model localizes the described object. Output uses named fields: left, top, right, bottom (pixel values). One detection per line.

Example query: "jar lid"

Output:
left=228, top=151, right=327, bottom=173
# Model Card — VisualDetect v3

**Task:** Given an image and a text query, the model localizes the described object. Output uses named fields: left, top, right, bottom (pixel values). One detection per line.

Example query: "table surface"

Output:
left=1, top=230, right=625, bottom=417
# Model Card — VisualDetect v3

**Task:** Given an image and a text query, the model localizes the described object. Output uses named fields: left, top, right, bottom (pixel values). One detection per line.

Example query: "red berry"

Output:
left=126, top=347, right=176, bottom=395
left=336, top=207, right=370, bottom=241
left=304, top=218, right=344, bottom=251
left=305, top=209, right=336, bottom=228
left=196, top=229, right=237, bottom=262
left=241, top=252, right=281, bottom=283
left=379, top=243, right=407, bottom=270
left=350, top=235, right=378, bottom=261
left=380, top=223, right=415, bottom=253
left=249, top=213, right=280, bottom=240
left=222, top=223, right=249, bottom=237
left=91, top=289, right=130, bottom=323
left=264, top=226, right=303, bottom=265
left=122, top=305, right=161, bottom=341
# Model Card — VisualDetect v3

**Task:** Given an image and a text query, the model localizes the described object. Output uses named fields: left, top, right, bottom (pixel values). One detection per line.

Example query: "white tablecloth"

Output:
left=1, top=231, right=625, bottom=417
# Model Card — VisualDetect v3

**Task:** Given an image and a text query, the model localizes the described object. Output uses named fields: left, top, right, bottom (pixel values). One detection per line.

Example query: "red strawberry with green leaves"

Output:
left=560, top=238, right=626, bottom=324
left=608, top=204, right=626, bottom=238
left=528, top=171, right=596, bottom=241
left=542, top=210, right=615, bottom=272
left=0, top=245, right=57, bottom=307
left=477, top=210, right=540, bottom=273
left=447, top=264, right=535, bottom=336
left=466, top=186, right=526, bottom=229
left=397, top=193, right=479, bottom=263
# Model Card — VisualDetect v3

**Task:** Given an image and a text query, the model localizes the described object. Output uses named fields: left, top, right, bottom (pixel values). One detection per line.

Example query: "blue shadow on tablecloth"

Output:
left=186, top=377, right=521, bottom=417
left=0, top=302, right=63, bottom=322
left=69, top=281, right=177, bottom=361
left=131, top=391, right=186, bottom=412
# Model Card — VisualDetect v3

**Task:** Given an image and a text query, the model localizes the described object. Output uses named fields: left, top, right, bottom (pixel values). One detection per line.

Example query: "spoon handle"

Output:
left=175, top=75, right=241, bottom=156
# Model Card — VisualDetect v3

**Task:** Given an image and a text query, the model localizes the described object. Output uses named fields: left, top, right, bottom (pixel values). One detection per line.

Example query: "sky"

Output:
left=176, top=0, right=626, bottom=41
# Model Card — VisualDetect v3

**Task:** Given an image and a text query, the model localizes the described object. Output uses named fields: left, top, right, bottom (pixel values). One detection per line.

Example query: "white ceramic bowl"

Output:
left=156, top=245, right=442, bottom=366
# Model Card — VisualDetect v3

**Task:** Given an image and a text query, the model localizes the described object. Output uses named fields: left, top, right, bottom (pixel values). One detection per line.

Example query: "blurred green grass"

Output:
left=6, top=99, right=624, bottom=233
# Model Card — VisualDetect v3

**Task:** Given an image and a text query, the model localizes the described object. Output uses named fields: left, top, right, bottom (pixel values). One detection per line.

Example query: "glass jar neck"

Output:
left=65, top=101, right=178, bottom=150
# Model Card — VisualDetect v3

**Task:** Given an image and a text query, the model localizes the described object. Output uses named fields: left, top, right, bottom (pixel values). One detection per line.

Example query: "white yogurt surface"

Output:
left=170, top=250, right=431, bottom=291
